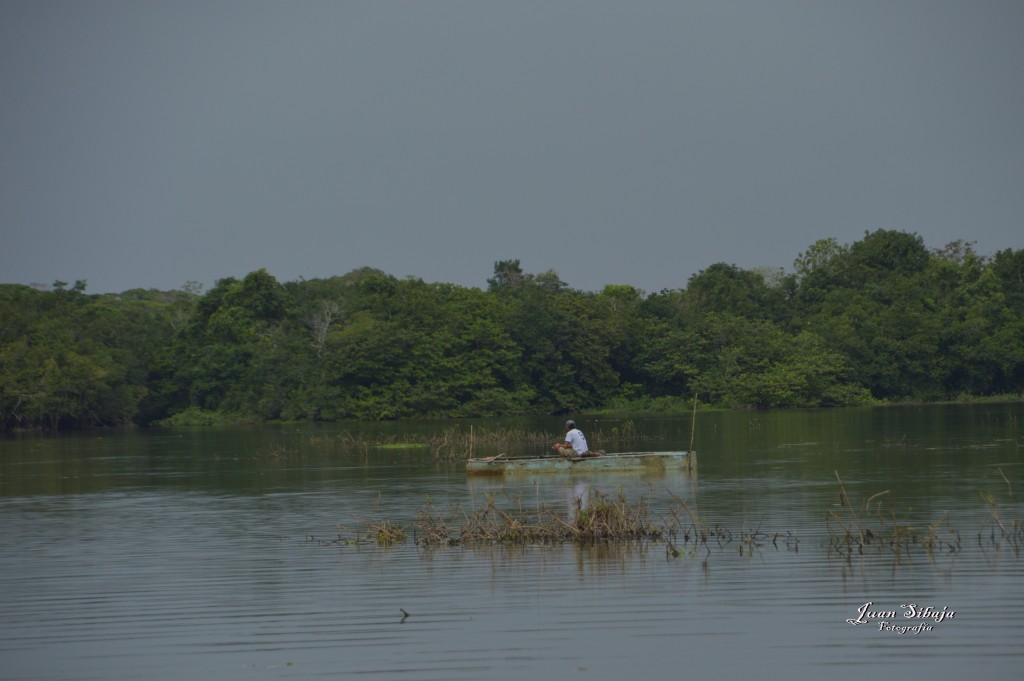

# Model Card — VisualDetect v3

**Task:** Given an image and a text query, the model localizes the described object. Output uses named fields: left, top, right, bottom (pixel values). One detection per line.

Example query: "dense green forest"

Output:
left=2, top=230, right=1023, bottom=431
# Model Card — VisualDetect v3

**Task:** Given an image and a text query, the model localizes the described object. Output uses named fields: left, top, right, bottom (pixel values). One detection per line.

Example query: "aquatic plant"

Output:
left=369, top=519, right=407, bottom=546
left=660, top=491, right=799, bottom=559
left=826, top=472, right=961, bottom=563
left=979, top=468, right=1023, bottom=561
left=409, top=489, right=665, bottom=546
left=302, top=519, right=407, bottom=547
left=311, top=488, right=797, bottom=557
left=298, top=475, right=1020, bottom=569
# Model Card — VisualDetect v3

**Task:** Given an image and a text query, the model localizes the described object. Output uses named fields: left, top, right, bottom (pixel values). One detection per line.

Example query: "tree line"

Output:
left=2, top=229, right=1022, bottom=430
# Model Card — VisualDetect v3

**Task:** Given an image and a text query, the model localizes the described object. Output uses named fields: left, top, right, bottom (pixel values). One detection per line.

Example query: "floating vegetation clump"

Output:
left=413, top=489, right=665, bottom=546
left=368, top=519, right=407, bottom=546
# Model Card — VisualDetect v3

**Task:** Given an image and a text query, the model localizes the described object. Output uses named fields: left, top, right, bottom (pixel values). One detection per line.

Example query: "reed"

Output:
left=337, top=488, right=796, bottom=556
left=305, top=488, right=805, bottom=557
left=303, top=520, right=408, bottom=547
left=660, top=490, right=800, bottom=558
left=410, top=489, right=665, bottom=546
left=367, top=519, right=407, bottom=546
left=978, top=468, right=1023, bottom=560
left=826, top=472, right=961, bottom=562
left=300, top=476, right=1021, bottom=566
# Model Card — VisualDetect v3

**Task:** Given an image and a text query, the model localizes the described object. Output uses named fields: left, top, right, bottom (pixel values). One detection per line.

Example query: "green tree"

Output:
left=687, top=263, right=786, bottom=321
left=487, top=259, right=530, bottom=291
left=0, top=284, right=153, bottom=429
left=173, top=269, right=289, bottom=415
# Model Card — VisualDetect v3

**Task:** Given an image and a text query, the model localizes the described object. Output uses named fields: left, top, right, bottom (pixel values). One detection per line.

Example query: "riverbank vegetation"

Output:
left=2, top=230, right=1023, bottom=431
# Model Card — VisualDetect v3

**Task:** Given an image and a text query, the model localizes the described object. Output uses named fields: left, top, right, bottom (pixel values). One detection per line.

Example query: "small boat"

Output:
left=465, top=451, right=696, bottom=476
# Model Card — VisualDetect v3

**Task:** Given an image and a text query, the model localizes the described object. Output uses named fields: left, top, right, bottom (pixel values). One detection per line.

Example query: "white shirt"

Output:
left=565, top=428, right=588, bottom=455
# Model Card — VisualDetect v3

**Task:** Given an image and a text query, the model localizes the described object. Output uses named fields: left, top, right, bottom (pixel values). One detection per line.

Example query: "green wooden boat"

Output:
left=465, top=451, right=696, bottom=475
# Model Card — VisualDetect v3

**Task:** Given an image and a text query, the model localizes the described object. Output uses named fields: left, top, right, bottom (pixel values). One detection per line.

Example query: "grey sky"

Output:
left=2, top=1, right=1022, bottom=295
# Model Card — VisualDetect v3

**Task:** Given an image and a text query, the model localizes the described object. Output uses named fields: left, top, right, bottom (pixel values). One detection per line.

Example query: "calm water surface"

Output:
left=1, top=405, right=1022, bottom=680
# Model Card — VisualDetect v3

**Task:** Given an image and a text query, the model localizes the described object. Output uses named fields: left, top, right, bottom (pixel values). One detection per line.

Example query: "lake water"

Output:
left=1, top=405, right=1022, bottom=680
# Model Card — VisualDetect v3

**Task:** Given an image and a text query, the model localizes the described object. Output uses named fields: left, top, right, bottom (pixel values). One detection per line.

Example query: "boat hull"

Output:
left=465, top=451, right=695, bottom=475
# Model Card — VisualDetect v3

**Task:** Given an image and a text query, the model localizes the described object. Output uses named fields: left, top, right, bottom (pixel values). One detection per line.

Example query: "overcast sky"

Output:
left=2, top=1, right=1021, bottom=295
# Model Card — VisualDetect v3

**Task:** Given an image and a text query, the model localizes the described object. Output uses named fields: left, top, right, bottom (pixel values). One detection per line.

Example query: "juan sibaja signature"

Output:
left=846, top=602, right=956, bottom=634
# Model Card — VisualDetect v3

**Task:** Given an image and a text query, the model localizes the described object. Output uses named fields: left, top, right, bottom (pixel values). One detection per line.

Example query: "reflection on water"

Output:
left=1, top=404, right=1022, bottom=679
left=569, top=480, right=589, bottom=518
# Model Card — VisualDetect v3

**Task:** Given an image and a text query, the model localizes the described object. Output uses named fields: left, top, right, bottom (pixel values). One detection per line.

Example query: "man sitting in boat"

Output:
left=552, top=420, right=602, bottom=458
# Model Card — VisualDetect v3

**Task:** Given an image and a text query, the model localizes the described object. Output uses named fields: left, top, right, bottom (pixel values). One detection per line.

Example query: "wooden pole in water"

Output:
left=689, top=394, right=698, bottom=454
